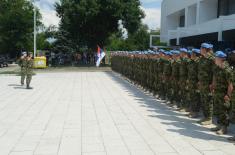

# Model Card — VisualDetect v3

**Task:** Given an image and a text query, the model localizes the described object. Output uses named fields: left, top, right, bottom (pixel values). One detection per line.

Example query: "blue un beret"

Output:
left=187, top=50, right=192, bottom=55
left=215, top=51, right=227, bottom=58
left=172, top=50, right=180, bottom=55
left=159, top=49, right=165, bottom=53
left=192, top=49, right=200, bottom=54
left=201, top=43, right=213, bottom=49
left=180, top=48, right=188, bottom=53
left=167, top=51, right=173, bottom=56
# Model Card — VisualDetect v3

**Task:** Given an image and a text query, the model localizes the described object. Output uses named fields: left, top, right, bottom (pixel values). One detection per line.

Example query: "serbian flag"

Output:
left=96, top=45, right=106, bottom=67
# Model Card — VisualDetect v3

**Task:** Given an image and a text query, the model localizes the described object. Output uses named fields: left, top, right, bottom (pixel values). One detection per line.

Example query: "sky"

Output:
left=35, top=0, right=162, bottom=30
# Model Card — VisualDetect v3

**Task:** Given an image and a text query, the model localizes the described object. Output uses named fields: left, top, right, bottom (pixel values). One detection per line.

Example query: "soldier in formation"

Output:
left=111, top=43, right=235, bottom=140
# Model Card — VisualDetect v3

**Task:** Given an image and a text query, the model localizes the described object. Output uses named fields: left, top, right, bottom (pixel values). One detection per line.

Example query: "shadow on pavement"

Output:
left=105, top=71, right=234, bottom=143
left=13, top=86, right=27, bottom=89
left=8, top=84, right=22, bottom=87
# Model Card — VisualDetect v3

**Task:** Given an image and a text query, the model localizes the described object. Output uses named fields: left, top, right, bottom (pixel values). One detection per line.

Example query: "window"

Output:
left=179, top=15, right=185, bottom=27
left=218, top=0, right=235, bottom=16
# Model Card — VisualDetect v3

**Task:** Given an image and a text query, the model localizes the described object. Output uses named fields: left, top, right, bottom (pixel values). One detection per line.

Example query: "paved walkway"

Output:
left=0, top=72, right=235, bottom=155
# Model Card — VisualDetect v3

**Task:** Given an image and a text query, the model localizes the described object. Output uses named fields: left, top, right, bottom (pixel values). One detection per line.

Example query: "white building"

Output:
left=160, top=0, right=235, bottom=49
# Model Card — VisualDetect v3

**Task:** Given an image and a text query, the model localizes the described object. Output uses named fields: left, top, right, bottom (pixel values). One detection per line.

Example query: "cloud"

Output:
left=36, top=0, right=162, bottom=29
left=141, top=7, right=161, bottom=30
left=40, top=10, right=60, bottom=27
left=35, top=0, right=60, bottom=27
left=141, top=0, right=162, bottom=8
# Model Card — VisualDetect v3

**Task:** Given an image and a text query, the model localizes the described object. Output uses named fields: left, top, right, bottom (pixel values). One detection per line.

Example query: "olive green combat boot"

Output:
left=200, top=118, right=212, bottom=125
left=211, top=125, right=221, bottom=132
left=178, top=108, right=186, bottom=112
left=188, top=112, right=199, bottom=118
left=216, top=126, right=228, bottom=135
left=230, top=114, right=235, bottom=124
left=228, top=136, right=235, bottom=141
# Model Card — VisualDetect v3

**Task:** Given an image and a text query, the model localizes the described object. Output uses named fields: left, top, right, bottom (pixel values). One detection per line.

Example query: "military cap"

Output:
left=163, top=51, right=172, bottom=56
left=215, top=51, right=227, bottom=58
left=167, top=51, right=173, bottom=56
left=159, top=49, right=165, bottom=53
left=192, top=49, right=200, bottom=54
left=201, top=43, right=213, bottom=49
left=187, top=50, right=192, bottom=55
left=180, top=48, right=188, bottom=53
left=172, top=50, right=180, bottom=55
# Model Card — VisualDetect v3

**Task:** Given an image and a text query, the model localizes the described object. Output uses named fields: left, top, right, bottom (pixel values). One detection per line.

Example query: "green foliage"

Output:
left=150, top=29, right=167, bottom=47
left=37, top=26, right=58, bottom=51
left=52, top=29, right=77, bottom=53
left=0, top=0, right=42, bottom=57
left=55, top=0, right=144, bottom=50
left=106, top=24, right=150, bottom=51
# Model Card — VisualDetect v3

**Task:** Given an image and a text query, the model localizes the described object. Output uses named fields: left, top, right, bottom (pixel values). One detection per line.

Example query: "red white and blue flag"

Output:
left=96, top=45, right=106, bottom=67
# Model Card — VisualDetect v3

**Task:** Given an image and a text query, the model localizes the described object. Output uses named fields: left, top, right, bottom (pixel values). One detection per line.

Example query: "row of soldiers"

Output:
left=18, top=52, right=34, bottom=89
left=111, top=43, right=235, bottom=141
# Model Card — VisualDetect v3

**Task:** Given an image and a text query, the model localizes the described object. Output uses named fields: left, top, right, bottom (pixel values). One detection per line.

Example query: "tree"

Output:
left=55, top=0, right=144, bottom=50
left=0, top=0, right=42, bottom=57
left=106, top=24, right=150, bottom=51
left=37, top=25, right=58, bottom=51
left=52, top=29, right=76, bottom=53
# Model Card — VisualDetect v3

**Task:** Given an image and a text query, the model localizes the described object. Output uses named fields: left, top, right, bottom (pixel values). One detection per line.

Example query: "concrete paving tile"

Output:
left=0, top=72, right=235, bottom=155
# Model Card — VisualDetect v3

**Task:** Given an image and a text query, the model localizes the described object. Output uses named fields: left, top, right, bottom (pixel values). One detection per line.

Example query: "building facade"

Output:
left=160, top=0, right=235, bottom=49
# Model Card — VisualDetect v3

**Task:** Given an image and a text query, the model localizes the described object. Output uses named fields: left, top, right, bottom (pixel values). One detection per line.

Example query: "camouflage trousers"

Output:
left=21, top=68, right=26, bottom=85
left=153, top=76, right=159, bottom=95
left=158, top=77, right=166, bottom=99
left=165, top=78, right=172, bottom=101
left=200, top=90, right=213, bottom=119
left=179, top=80, right=187, bottom=108
left=21, top=74, right=26, bottom=85
left=188, top=82, right=200, bottom=112
left=189, top=90, right=201, bottom=113
left=26, top=74, right=32, bottom=87
left=214, top=93, right=230, bottom=127
left=171, top=81, right=180, bottom=104
left=231, top=94, right=235, bottom=119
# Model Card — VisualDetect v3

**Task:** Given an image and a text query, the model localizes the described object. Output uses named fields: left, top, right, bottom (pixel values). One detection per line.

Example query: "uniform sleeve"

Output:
left=226, top=68, right=233, bottom=84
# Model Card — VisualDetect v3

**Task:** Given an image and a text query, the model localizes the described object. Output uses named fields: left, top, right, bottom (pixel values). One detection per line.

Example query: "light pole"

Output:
left=32, top=0, right=39, bottom=58
left=34, top=6, right=36, bottom=57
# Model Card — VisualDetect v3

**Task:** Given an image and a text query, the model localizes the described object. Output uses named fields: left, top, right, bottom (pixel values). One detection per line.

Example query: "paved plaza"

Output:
left=0, top=71, right=235, bottom=155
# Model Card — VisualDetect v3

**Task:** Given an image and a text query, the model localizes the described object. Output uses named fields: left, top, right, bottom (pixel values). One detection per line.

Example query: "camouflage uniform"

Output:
left=179, top=58, right=189, bottom=108
left=152, top=57, right=159, bottom=95
left=187, top=58, right=200, bottom=114
left=230, top=68, right=235, bottom=123
left=19, top=57, right=27, bottom=85
left=26, top=58, right=34, bottom=88
left=198, top=54, right=215, bottom=122
left=158, top=58, right=166, bottom=99
left=171, top=59, right=181, bottom=105
left=214, top=64, right=232, bottom=127
left=163, top=58, right=172, bottom=100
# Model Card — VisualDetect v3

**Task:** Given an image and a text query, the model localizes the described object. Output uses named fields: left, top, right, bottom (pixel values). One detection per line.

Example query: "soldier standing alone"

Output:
left=25, top=52, right=34, bottom=89
left=19, top=52, right=27, bottom=85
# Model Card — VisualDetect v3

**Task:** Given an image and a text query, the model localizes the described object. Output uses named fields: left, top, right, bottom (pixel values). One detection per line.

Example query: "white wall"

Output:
left=199, top=0, right=218, bottom=23
left=187, top=4, right=197, bottom=26
left=160, top=0, right=235, bottom=43
left=162, top=0, right=198, bottom=16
